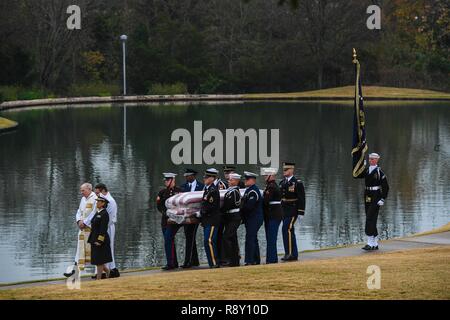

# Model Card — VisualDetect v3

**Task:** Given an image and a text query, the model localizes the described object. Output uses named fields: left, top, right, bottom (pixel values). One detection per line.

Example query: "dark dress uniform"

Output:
left=88, top=209, right=112, bottom=266
left=180, top=180, right=204, bottom=268
left=263, top=180, right=283, bottom=263
left=214, top=178, right=228, bottom=264
left=200, top=183, right=221, bottom=267
left=221, top=186, right=242, bottom=266
left=280, top=176, right=305, bottom=260
left=157, top=186, right=182, bottom=269
left=241, top=184, right=264, bottom=265
left=357, top=166, right=389, bottom=242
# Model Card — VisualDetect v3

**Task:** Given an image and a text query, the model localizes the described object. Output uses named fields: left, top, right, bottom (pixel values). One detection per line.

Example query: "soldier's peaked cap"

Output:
left=223, top=165, right=236, bottom=172
left=183, top=168, right=198, bottom=177
left=204, top=168, right=219, bottom=178
left=244, top=171, right=258, bottom=179
left=229, top=173, right=242, bottom=180
left=96, top=195, right=109, bottom=203
left=163, top=172, right=177, bottom=179
left=261, top=167, right=278, bottom=176
left=283, top=162, right=295, bottom=170
left=369, top=153, right=380, bottom=159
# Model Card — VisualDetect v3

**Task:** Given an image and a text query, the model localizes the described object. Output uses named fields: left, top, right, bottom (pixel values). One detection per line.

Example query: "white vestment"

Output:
left=74, top=192, right=96, bottom=270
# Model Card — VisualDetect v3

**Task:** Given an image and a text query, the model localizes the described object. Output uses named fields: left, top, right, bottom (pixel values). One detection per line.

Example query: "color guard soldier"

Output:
left=180, top=169, right=204, bottom=268
left=240, top=171, right=264, bottom=266
left=200, top=169, right=221, bottom=268
left=356, top=153, right=389, bottom=250
left=221, top=173, right=242, bottom=267
left=280, top=162, right=305, bottom=261
left=156, top=173, right=182, bottom=270
left=261, top=167, right=283, bottom=264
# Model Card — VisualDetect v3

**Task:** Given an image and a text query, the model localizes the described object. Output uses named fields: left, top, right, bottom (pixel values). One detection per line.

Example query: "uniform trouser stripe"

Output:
left=208, top=226, right=216, bottom=266
left=288, top=217, right=297, bottom=255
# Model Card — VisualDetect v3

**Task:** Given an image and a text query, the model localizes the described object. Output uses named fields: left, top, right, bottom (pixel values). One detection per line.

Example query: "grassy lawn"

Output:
left=0, top=117, right=18, bottom=131
left=243, top=86, right=450, bottom=100
left=1, top=245, right=449, bottom=300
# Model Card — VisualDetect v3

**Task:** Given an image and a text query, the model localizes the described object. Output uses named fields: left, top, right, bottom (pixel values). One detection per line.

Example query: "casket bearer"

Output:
left=261, top=167, right=283, bottom=264
left=221, top=173, right=242, bottom=267
left=280, top=162, right=305, bottom=261
left=156, top=173, right=182, bottom=270
left=64, top=183, right=97, bottom=277
left=240, top=171, right=264, bottom=266
left=356, top=153, right=389, bottom=250
left=223, top=165, right=245, bottom=188
left=180, top=169, right=204, bottom=268
left=200, top=169, right=221, bottom=268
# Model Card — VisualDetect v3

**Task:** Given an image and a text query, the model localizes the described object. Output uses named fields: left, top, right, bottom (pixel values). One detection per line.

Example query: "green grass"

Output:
left=1, top=246, right=449, bottom=300
left=243, top=86, right=450, bottom=100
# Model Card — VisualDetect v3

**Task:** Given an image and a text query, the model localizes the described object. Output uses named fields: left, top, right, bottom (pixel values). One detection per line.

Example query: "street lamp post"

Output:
left=120, top=35, right=128, bottom=150
left=120, top=35, right=128, bottom=96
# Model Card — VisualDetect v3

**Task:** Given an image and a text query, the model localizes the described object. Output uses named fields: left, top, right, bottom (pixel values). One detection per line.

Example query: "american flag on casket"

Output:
left=165, top=189, right=249, bottom=225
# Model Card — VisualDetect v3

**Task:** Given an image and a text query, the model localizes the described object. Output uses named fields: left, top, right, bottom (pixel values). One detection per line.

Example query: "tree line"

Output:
left=0, top=0, right=448, bottom=98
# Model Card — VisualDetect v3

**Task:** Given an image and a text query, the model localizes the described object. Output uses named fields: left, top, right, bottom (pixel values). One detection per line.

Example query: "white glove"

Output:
left=377, top=199, right=385, bottom=206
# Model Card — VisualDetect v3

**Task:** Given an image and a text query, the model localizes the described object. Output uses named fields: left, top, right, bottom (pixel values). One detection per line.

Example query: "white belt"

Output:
left=227, top=208, right=240, bottom=214
left=366, top=186, right=381, bottom=190
left=269, top=201, right=281, bottom=205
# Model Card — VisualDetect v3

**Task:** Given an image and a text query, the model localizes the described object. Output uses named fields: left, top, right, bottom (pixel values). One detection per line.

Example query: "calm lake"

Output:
left=0, top=101, right=449, bottom=283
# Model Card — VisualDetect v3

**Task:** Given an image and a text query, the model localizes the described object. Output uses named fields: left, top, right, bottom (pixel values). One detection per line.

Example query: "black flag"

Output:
left=352, top=49, right=368, bottom=178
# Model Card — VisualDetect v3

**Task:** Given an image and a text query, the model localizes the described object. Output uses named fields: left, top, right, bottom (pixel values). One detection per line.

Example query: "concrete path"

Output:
left=1, top=231, right=449, bottom=291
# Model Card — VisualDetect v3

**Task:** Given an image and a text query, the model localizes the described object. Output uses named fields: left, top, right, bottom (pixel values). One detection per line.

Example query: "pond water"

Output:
left=0, top=101, right=449, bottom=283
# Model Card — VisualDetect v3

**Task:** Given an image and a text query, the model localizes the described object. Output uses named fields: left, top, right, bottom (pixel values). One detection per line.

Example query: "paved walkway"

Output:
left=1, top=231, right=449, bottom=291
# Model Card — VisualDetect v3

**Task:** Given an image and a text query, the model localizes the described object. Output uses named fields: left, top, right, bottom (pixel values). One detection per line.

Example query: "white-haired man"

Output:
left=64, top=183, right=97, bottom=277
left=356, top=153, right=390, bottom=250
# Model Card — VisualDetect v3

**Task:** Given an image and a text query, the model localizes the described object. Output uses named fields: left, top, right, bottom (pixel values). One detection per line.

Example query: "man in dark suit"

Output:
left=179, top=169, right=204, bottom=268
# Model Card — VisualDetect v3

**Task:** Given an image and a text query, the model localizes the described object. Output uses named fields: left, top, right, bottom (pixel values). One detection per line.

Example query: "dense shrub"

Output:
left=69, top=83, right=121, bottom=97
left=148, top=83, right=188, bottom=95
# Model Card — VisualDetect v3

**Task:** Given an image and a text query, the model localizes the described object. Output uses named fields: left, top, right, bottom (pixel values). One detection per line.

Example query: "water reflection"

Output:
left=0, top=101, right=449, bottom=283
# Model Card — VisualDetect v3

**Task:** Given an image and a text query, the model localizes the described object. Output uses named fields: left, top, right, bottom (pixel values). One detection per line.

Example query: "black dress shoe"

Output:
left=280, top=255, right=288, bottom=261
left=109, top=268, right=121, bottom=278
left=181, top=264, right=192, bottom=269
left=161, top=265, right=177, bottom=271
left=63, top=270, right=75, bottom=278
left=362, top=244, right=373, bottom=251
left=210, top=264, right=220, bottom=269
left=283, top=255, right=298, bottom=262
left=372, top=246, right=379, bottom=250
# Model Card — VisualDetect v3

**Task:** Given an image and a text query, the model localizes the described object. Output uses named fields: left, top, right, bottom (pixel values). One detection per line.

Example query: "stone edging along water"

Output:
left=1, top=93, right=449, bottom=132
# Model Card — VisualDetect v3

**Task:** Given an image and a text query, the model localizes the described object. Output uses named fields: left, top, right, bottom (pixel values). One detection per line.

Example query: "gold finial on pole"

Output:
left=352, top=48, right=358, bottom=64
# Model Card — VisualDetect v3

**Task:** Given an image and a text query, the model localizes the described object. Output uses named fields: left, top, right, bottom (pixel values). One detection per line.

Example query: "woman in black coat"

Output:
left=88, top=196, right=112, bottom=279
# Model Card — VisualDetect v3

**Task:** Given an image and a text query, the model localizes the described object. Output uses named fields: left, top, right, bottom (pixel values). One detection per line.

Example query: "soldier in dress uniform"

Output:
left=221, top=173, right=242, bottom=267
left=92, top=183, right=120, bottom=278
left=64, top=183, right=97, bottom=278
left=223, top=165, right=245, bottom=188
left=261, top=167, right=283, bottom=264
left=156, top=173, right=182, bottom=270
left=280, top=162, right=305, bottom=261
left=180, top=169, right=204, bottom=268
left=88, top=196, right=113, bottom=280
left=356, top=153, right=389, bottom=250
left=200, top=169, right=221, bottom=268
left=240, top=171, right=264, bottom=266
